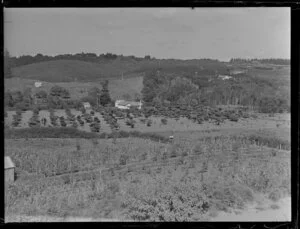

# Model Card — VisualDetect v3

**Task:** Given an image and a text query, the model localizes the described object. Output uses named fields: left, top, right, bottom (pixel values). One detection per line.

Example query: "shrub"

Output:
left=146, top=119, right=152, bottom=127
left=268, top=189, right=283, bottom=202
left=229, top=115, right=238, bottom=122
left=119, top=154, right=129, bottom=166
left=161, top=118, right=168, bottom=125
left=193, top=143, right=204, bottom=155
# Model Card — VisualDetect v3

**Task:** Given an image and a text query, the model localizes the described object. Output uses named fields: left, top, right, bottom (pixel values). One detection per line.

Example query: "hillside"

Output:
left=11, top=59, right=145, bottom=82
left=11, top=58, right=230, bottom=83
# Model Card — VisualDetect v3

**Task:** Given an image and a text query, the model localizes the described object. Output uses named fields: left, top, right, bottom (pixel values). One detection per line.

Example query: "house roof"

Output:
left=5, top=156, right=15, bottom=169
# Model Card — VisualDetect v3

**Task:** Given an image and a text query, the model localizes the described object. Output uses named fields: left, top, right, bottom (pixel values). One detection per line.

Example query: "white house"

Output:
left=115, top=100, right=142, bottom=110
left=218, top=75, right=232, bottom=80
left=83, top=102, right=91, bottom=109
left=34, top=81, right=42, bottom=88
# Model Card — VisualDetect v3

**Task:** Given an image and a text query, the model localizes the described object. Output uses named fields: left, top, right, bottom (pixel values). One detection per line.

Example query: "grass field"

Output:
left=11, top=59, right=143, bottom=82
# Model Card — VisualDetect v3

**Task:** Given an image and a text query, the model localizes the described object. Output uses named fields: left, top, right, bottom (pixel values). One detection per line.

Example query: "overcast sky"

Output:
left=4, top=7, right=290, bottom=61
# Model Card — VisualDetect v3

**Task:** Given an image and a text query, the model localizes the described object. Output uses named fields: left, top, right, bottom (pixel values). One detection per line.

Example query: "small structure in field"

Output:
left=5, top=156, right=15, bottom=182
left=83, top=102, right=91, bottom=110
left=229, top=69, right=247, bottom=75
left=115, top=100, right=142, bottom=110
left=34, top=81, right=42, bottom=88
left=218, top=75, right=232, bottom=80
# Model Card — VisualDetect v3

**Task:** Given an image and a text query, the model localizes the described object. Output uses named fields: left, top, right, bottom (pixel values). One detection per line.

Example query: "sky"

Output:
left=4, top=7, right=290, bottom=61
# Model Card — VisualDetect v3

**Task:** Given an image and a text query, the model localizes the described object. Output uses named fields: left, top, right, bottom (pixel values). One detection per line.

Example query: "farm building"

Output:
left=83, top=102, right=91, bottom=110
left=229, top=69, right=247, bottom=75
left=115, top=100, right=142, bottom=110
left=5, top=156, right=15, bottom=182
left=34, top=81, right=42, bottom=88
left=218, top=75, right=232, bottom=80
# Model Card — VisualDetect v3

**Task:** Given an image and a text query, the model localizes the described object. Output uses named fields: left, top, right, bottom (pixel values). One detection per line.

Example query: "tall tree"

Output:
left=4, top=50, right=13, bottom=78
left=85, top=87, right=101, bottom=106
left=50, top=85, right=70, bottom=99
left=4, top=91, right=14, bottom=107
left=99, top=80, right=112, bottom=106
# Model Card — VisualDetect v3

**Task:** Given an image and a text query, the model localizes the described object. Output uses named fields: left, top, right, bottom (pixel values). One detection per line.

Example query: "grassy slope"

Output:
left=11, top=58, right=230, bottom=83
left=11, top=59, right=146, bottom=82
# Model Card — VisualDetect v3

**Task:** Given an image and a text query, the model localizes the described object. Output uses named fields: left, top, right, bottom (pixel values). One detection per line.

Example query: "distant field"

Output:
left=5, top=76, right=143, bottom=100
left=11, top=59, right=145, bottom=82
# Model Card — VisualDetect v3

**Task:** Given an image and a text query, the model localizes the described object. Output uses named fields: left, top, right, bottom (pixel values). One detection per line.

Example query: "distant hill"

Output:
left=11, top=58, right=229, bottom=83
left=11, top=59, right=144, bottom=82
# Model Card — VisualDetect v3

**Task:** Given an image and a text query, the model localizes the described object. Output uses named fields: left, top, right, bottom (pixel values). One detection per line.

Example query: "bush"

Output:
left=15, top=102, right=30, bottom=111
left=193, top=143, right=204, bottom=155
left=146, top=119, right=152, bottom=127
left=161, top=118, right=168, bottom=125
left=119, top=154, right=129, bottom=165
left=268, top=189, right=283, bottom=202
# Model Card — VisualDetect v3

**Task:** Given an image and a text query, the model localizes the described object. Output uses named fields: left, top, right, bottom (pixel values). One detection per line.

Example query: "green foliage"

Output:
left=49, top=85, right=70, bottom=99
left=100, top=80, right=112, bottom=106
left=35, top=90, right=48, bottom=99
left=119, top=154, right=129, bottom=165
left=258, top=96, right=289, bottom=114
left=4, top=50, right=14, bottom=78
left=122, top=180, right=209, bottom=221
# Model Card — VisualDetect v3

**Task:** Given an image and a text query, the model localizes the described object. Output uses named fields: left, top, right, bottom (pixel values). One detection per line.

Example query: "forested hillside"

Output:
left=141, top=66, right=290, bottom=113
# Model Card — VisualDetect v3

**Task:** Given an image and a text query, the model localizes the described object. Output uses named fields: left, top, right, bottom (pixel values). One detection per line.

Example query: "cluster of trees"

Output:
left=229, top=58, right=290, bottom=65
left=81, top=80, right=112, bottom=107
left=4, top=50, right=14, bottom=78
left=5, top=80, right=113, bottom=110
left=142, top=70, right=290, bottom=114
left=7, top=52, right=154, bottom=68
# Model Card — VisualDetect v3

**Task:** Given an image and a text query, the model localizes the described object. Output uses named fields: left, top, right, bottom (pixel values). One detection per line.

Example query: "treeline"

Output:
left=142, top=70, right=290, bottom=113
left=229, top=58, right=290, bottom=65
left=8, top=52, right=155, bottom=68
left=9, top=52, right=227, bottom=69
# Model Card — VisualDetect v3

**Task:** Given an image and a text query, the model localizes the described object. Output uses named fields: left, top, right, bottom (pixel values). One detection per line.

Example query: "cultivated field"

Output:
left=5, top=135, right=291, bottom=221
left=4, top=107, right=291, bottom=222
left=5, top=108, right=290, bottom=136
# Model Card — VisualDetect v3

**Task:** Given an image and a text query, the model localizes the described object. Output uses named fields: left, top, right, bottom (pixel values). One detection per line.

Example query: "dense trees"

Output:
left=100, top=80, right=112, bottom=106
left=229, top=58, right=290, bottom=65
left=4, top=50, right=14, bottom=78
left=49, top=85, right=70, bottom=99
left=9, top=52, right=145, bottom=67
left=81, top=87, right=102, bottom=107
left=142, top=68, right=290, bottom=113
left=35, top=90, right=48, bottom=99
